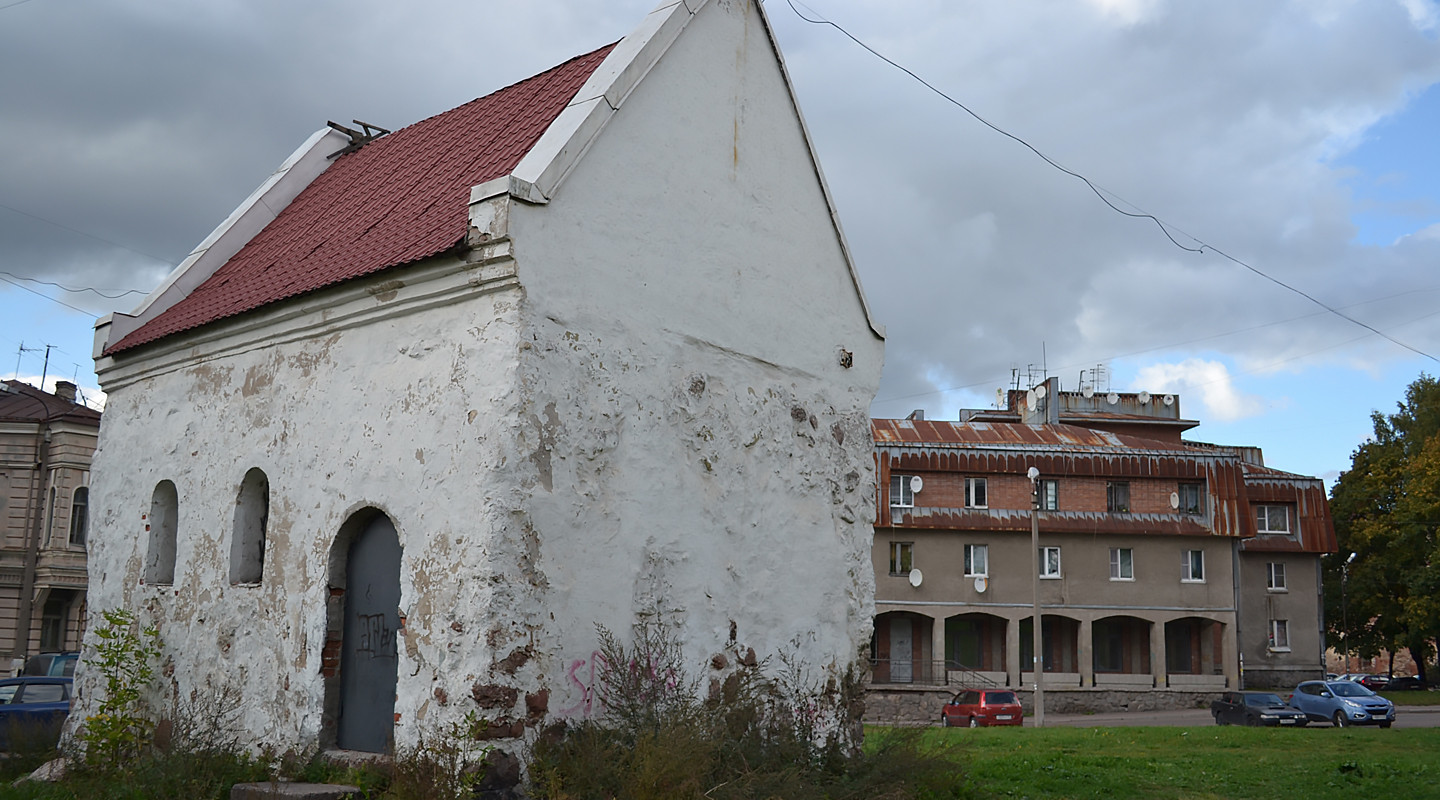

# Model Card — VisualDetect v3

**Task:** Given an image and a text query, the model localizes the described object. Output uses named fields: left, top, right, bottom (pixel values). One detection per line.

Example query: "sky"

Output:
left=2, top=0, right=1439, bottom=488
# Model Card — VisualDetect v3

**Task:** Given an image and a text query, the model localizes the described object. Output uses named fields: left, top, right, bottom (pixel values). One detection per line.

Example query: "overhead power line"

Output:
left=0, top=201, right=179, bottom=267
left=0, top=270, right=148, bottom=299
left=782, top=0, right=1438, bottom=364
left=0, top=275, right=98, bottom=318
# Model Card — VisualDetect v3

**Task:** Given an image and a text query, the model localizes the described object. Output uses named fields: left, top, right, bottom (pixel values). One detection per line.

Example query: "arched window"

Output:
left=145, top=480, right=179, bottom=585
left=68, top=486, right=88, bottom=547
left=230, top=468, right=269, bottom=585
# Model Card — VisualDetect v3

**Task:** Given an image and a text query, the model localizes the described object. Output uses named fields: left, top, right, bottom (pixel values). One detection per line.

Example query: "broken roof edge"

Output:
left=485, top=0, right=885, bottom=341
left=95, top=126, right=351, bottom=359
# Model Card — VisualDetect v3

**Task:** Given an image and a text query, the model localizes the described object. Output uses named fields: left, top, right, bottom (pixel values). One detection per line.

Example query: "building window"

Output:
left=145, top=480, right=179, bottom=586
left=1268, top=619, right=1290, bottom=652
left=1109, top=547, right=1134, bottom=581
left=1107, top=481, right=1131, bottom=513
left=1037, top=479, right=1058, bottom=511
left=1178, top=482, right=1204, bottom=515
left=68, top=487, right=88, bottom=547
left=964, top=544, right=988, bottom=577
left=230, top=467, right=269, bottom=585
left=1040, top=546, right=1062, bottom=579
left=39, top=592, right=73, bottom=651
left=1182, top=549, right=1205, bottom=582
left=964, top=477, right=987, bottom=509
left=890, top=474, right=916, bottom=508
left=1255, top=504, right=1293, bottom=535
left=889, top=542, right=914, bottom=576
left=1267, top=562, right=1287, bottom=592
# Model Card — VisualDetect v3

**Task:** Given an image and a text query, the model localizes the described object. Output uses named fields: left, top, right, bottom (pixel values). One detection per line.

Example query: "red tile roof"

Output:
left=108, top=43, right=616, bottom=355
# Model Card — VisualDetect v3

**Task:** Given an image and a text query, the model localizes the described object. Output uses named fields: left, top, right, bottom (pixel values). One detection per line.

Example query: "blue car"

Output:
left=0, top=676, right=72, bottom=751
left=1288, top=680, right=1395, bottom=728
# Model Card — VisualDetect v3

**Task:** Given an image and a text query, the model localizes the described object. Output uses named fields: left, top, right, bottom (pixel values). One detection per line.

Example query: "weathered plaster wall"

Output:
left=82, top=262, right=532, bottom=749
left=505, top=0, right=882, bottom=717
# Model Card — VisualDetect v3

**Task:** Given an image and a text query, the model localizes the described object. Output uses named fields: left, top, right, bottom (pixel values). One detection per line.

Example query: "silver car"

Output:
left=1289, top=680, right=1395, bottom=728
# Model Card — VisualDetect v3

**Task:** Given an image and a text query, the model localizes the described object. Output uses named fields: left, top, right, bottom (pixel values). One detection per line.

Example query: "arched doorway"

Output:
left=333, top=513, right=401, bottom=752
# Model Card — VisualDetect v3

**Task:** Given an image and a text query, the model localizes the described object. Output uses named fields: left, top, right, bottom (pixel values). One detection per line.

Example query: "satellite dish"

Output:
left=909, top=476, right=924, bottom=493
left=1026, top=466, right=1040, bottom=481
left=1034, top=384, right=1047, bottom=399
left=908, top=568, right=924, bottom=588
left=1025, top=390, right=1037, bottom=412
left=1106, top=392, right=1120, bottom=405
left=1170, top=492, right=1180, bottom=510
left=1138, top=391, right=1151, bottom=404
left=1081, top=384, right=1095, bottom=399
left=1163, top=394, right=1175, bottom=406
left=974, top=576, right=988, bottom=593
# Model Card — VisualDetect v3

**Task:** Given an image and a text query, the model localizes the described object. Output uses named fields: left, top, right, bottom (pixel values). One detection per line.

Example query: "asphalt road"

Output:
left=1037, top=704, right=1440, bottom=729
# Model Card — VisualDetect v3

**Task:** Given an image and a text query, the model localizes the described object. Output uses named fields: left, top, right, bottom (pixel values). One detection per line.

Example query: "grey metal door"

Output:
left=337, top=515, right=401, bottom=752
left=891, top=617, right=913, bottom=683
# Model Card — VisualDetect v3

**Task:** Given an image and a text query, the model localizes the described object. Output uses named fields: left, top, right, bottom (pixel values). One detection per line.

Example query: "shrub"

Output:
left=77, top=608, right=162, bottom=770
left=529, top=622, right=974, bottom=800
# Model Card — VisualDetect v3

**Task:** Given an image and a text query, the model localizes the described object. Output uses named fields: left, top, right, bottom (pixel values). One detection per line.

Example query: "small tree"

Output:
left=79, top=608, right=162, bottom=769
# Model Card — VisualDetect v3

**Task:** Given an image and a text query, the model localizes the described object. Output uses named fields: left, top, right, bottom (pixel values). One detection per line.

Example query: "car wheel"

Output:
left=1246, top=715, right=1259, bottom=727
left=1333, top=711, right=1349, bottom=728
left=969, top=716, right=979, bottom=728
left=1380, top=721, right=1392, bottom=729
left=1213, top=714, right=1225, bottom=726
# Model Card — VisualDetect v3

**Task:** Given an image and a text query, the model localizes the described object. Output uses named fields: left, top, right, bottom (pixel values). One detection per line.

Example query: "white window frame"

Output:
left=1107, top=481, right=1131, bottom=513
left=889, top=541, right=914, bottom=576
left=964, top=543, right=989, bottom=577
left=964, top=477, right=988, bottom=509
left=1178, top=482, right=1205, bottom=515
left=1255, top=504, right=1293, bottom=535
left=1040, top=546, right=1062, bottom=579
left=1268, top=619, right=1290, bottom=652
left=1109, top=547, right=1134, bottom=581
left=1181, top=549, right=1205, bottom=583
left=1266, top=562, right=1287, bottom=592
left=1038, top=479, right=1059, bottom=511
left=890, top=474, right=915, bottom=508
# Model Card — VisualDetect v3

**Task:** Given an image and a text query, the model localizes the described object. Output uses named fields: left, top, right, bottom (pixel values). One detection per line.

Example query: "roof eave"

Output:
left=95, top=126, right=352, bottom=360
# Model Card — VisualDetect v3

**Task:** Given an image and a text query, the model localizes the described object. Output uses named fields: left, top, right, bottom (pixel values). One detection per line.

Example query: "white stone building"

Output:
left=81, top=0, right=883, bottom=766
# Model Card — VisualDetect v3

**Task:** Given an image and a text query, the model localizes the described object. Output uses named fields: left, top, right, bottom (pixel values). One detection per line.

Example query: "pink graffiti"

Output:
left=559, top=650, right=605, bottom=717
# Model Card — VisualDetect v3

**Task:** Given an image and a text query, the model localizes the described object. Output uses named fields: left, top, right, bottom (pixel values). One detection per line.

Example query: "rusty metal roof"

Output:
left=0, top=380, right=101, bottom=425
left=872, top=419, right=1211, bottom=455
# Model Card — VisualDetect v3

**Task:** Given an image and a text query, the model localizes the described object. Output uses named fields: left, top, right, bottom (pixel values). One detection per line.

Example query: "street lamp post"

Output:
left=1342, top=551, right=1356, bottom=673
left=1027, top=466, right=1045, bottom=728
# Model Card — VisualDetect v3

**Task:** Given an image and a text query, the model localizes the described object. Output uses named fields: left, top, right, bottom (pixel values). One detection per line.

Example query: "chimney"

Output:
left=53, top=381, right=77, bottom=403
left=906, top=409, right=925, bottom=421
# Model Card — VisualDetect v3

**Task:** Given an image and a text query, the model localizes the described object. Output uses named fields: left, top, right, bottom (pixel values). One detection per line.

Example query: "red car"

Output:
left=941, top=688, right=1023, bottom=727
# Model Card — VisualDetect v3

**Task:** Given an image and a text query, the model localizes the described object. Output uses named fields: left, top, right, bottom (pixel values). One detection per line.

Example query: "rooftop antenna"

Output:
left=327, top=119, right=392, bottom=158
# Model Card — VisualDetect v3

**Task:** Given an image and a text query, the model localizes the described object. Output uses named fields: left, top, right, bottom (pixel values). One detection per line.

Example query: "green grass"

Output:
left=1383, top=690, right=1440, bottom=705
left=906, top=725, right=1440, bottom=800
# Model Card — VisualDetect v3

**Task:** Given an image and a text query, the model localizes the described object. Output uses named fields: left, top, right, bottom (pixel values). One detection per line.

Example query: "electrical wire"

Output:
left=0, top=270, right=147, bottom=299
left=0, top=275, right=99, bottom=318
left=782, top=0, right=1438, bottom=364
left=0, top=0, right=41, bottom=10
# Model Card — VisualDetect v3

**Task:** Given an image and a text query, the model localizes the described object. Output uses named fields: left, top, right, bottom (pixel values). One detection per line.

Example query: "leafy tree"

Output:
left=1327, top=374, right=1440, bottom=681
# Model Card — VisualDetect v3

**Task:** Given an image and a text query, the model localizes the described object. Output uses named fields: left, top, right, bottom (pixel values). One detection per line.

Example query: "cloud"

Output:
left=1132, top=359, right=1265, bottom=422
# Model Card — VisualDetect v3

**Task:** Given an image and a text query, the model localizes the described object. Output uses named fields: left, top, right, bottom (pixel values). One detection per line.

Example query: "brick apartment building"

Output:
left=868, top=378, right=1336, bottom=717
left=0, top=380, right=96, bottom=672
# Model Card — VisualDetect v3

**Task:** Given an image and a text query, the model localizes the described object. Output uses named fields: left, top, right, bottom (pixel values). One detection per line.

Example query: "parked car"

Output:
left=1211, top=691, right=1308, bottom=727
left=1288, top=680, right=1395, bottom=728
left=1386, top=675, right=1428, bottom=691
left=21, top=651, right=78, bottom=678
left=1348, top=673, right=1390, bottom=691
left=941, top=688, right=1023, bottom=727
left=0, top=676, right=72, bottom=751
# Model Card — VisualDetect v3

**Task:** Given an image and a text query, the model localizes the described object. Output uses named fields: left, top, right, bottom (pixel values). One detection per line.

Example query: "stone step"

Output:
left=230, top=782, right=361, bottom=800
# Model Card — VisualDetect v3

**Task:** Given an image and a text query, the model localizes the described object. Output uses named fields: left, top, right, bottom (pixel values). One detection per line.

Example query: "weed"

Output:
left=529, top=621, right=973, bottom=800
left=76, top=608, right=162, bottom=770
